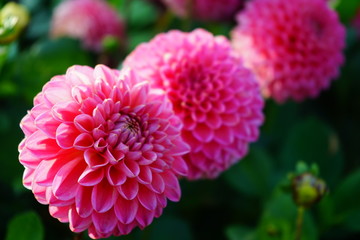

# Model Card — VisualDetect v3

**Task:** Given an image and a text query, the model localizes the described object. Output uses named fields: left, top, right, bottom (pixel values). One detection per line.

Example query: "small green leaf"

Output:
left=5, top=211, right=44, bottom=240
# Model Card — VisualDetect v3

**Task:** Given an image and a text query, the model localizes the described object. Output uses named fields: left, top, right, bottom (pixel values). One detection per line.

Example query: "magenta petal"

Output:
left=56, top=123, right=79, bottom=149
left=75, top=186, right=93, bottom=218
left=23, top=168, right=35, bottom=189
left=118, top=160, right=140, bottom=178
left=162, top=171, right=181, bottom=202
left=150, top=172, right=165, bottom=194
left=169, top=139, right=190, bottom=156
left=114, top=196, right=138, bottom=224
left=136, top=206, right=155, bottom=229
left=69, top=205, right=91, bottom=232
left=52, top=157, right=83, bottom=201
left=84, top=148, right=108, bottom=168
left=91, top=180, right=117, bottom=213
left=137, top=185, right=157, bottom=211
left=193, top=123, right=213, bottom=142
left=78, top=167, right=104, bottom=186
left=118, top=178, right=139, bottom=200
left=214, top=126, right=234, bottom=145
left=92, top=208, right=117, bottom=234
left=43, top=80, right=72, bottom=105
left=106, top=166, right=126, bottom=186
left=137, top=166, right=152, bottom=185
left=171, top=156, right=188, bottom=176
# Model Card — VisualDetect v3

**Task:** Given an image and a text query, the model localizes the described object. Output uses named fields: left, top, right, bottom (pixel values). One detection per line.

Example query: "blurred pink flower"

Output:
left=162, top=0, right=243, bottom=21
left=124, top=29, right=264, bottom=180
left=231, top=0, right=345, bottom=103
left=50, top=0, right=125, bottom=52
left=18, top=65, right=189, bottom=239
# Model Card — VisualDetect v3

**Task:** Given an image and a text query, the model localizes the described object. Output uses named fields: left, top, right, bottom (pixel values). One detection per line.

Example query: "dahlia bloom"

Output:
left=123, top=29, right=264, bottom=180
left=231, top=0, right=345, bottom=103
left=50, top=0, right=125, bottom=52
left=162, top=0, right=243, bottom=21
left=18, top=65, right=189, bottom=238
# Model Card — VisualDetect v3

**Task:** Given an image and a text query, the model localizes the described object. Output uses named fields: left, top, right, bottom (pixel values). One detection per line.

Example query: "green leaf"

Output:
left=224, top=147, right=275, bottom=198
left=280, top=117, right=343, bottom=188
left=5, top=211, right=44, bottom=240
left=333, top=169, right=360, bottom=217
left=226, top=225, right=256, bottom=240
left=334, top=0, right=360, bottom=24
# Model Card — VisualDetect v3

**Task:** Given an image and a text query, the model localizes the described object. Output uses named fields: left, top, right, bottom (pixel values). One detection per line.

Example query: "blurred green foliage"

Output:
left=1, top=0, right=360, bottom=239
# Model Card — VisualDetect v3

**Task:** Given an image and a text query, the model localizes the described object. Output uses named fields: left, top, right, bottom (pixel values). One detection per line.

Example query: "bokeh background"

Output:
left=1, top=0, right=360, bottom=239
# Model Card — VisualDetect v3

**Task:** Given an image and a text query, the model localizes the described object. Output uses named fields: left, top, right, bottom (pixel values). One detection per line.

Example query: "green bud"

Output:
left=101, top=35, right=120, bottom=53
left=0, top=2, right=30, bottom=44
left=291, top=172, right=327, bottom=208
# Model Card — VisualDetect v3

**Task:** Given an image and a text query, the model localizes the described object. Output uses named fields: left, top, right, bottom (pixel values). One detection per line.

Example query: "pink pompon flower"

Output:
left=162, top=0, right=243, bottom=21
left=124, top=29, right=264, bottom=180
left=18, top=65, right=189, bottom=239
left=50, top=0, right=125, bottom=52
left=231, top=0, right=345, bottom=103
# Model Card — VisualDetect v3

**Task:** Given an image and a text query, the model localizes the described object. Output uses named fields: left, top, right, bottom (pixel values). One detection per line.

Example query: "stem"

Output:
left=294, top=206, right=305, bottom=240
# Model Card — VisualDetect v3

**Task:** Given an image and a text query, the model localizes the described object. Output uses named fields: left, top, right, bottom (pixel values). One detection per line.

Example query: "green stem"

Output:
left=294, top=206, right=305, bottom=240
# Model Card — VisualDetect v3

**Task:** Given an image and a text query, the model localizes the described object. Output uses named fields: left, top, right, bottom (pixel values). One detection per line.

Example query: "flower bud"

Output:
left=0, top=2, right=30, bottom=44
left=291, top=173, right=327, bottom=208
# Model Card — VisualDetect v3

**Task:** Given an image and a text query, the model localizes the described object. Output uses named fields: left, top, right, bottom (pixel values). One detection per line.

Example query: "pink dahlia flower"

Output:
left=123, top=29, right=264, bottom=180
left=50, top=0, right=125, bottom=52
left=18, top=65, right=189, bottom=239
left=162, top=0, right=243, bottom=21
left=231, top=0, right=345, bottom=103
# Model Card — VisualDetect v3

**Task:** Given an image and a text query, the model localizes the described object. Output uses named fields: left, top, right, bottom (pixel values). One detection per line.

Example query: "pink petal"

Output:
left=84, top=148, right=108, bottom=168
left=78, top=167, right=104, bottom=186
left=91, top=179, right=117, bottom=213
left=221, top=113, right=239, bottom=126
left=25, top=131, right=61, bottom=159
left=118, top=159, right=140, bottom=178
left=56, top=123, right=79, bottom=149
left=92, top=208, right=117, bottom=234
left=74, top=114, right=95, bottom=132
left=114, top=196, right=138, bottom=224
left=43, top=79, right=72, bottom=105
left=137, top=185, right=157, bottom=211
left=118, top=178, right=139, bottom=200
left=75, top=186, right=93, bottom=218
left=52, top=101, right=80, bottom=122
left=49, top=205, right=70, bottom=223
left=73, top=133, right=94, bottom=150
left=52, top=157, right=84, bottom=201
left=34, top=111, right=59, bottom=138
left=69, top=205, right=92, bottom=232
